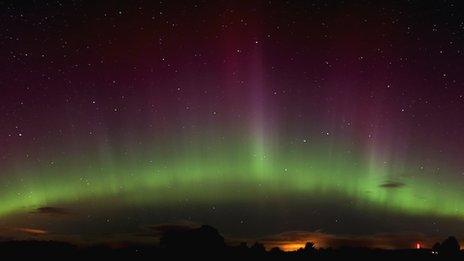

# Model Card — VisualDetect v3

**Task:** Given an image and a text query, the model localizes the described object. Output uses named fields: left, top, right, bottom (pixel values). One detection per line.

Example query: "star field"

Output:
left=1, top=0, right=464, bottom=249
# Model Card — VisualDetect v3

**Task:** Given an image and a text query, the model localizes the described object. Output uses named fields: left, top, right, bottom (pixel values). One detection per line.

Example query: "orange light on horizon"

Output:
left=416, top=242, right=421, bottom=249
left=264, top=240, right=317, bottom=252
left=279, top=242, right=306, bottom=252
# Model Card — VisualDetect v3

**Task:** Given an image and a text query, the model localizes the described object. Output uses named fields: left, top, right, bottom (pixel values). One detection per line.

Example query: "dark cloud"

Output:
left=32, top=206, right=70, bottom=216
left=379, top=181, right=405, bottom=189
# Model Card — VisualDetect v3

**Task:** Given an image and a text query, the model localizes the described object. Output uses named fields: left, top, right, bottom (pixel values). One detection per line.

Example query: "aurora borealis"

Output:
left=1, top=0, right=464, bottom=250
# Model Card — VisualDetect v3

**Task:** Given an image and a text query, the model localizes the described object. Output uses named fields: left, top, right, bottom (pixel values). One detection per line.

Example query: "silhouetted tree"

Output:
left=269, top=246, right=284, bottom=255
left=250, top=242, right=266, bottom=253
left=295, top=241, right=316, bottom=256
left=304, top=241, right=316, bottom=251
left=159, top=225, right=224, bottom=253
left=439, top=236, right=460, bottom=256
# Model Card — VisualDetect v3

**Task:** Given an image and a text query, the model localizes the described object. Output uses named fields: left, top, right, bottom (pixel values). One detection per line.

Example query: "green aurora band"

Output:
left=0, top=132, right=463, bottom=220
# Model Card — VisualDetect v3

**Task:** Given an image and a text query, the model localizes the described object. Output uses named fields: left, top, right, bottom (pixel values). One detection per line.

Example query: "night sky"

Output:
left=1, top=0, right=464, bottom=250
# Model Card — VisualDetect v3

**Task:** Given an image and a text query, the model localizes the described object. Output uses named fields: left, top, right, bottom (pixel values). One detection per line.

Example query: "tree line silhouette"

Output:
left=0, top=225, right=461, bottom=259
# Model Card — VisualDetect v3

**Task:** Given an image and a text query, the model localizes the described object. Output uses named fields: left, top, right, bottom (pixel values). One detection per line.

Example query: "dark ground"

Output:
left=0, top=225, right=462, bottom=260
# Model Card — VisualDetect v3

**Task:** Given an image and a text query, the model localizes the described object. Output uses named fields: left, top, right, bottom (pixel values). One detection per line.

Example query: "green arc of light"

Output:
left=0, top=137, right=463, bottom=221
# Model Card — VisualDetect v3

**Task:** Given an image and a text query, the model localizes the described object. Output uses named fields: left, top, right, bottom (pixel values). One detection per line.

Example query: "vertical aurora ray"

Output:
left=249, top=43, right=271, bottom=180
